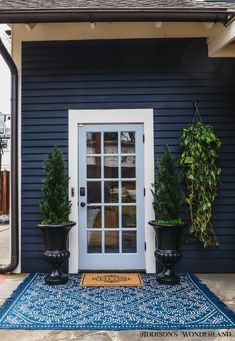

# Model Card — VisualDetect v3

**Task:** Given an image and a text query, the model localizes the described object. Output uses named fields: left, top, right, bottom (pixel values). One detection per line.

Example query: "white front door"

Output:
left=78, top=124, right=145, bottom=270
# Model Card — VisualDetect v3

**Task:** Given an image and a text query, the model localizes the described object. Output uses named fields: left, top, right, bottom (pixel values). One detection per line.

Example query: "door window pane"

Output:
left=122, top=181, right=136, bottom=203
left=121, top=156, right=136, bottom=178
left=104, top=156, right=118, bottom=178
left=104, top=206, right=119, bottom=228
left=87, top=157, right=101, bottom=178
left=87, top=206, right=102, bottom=228
left=87, top=231, right=102, bottom=253
left=122, top=231, right=137, bottom=253
left=104, top=132, right=118, bottom=154
left=87, top=132, right=101, bottom=154
left=122, top=206, right=136, bottom=228
left=105, top=231, right=119, bottom=253
left=104, top=181, right=119, bottom=203
left=121, top=131, right=135, bottom=153
left=87, top=181, right=101, bottom=203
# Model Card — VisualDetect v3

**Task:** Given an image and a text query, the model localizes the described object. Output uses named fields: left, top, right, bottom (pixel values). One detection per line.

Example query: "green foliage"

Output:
left=156, top=219, right=184, bottom=225
left=180, top=122, right=221, bottom=248
left=152, top=145, right=184, bottom=224
left=39, top=146, right=72, bottom=225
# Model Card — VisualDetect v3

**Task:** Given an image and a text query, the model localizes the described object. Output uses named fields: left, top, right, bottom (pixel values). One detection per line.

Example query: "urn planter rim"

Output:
left=148, top=220, right=185, bottom=228
left=38, top=221, right=76, bottom=229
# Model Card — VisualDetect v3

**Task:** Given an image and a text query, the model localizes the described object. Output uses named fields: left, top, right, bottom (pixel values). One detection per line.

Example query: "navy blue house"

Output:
left=20, top=38, right=235, bottom=273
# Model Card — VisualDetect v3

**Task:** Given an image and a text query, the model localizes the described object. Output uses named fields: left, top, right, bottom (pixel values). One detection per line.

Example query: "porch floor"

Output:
left=0, top=273, right=234, bottom=340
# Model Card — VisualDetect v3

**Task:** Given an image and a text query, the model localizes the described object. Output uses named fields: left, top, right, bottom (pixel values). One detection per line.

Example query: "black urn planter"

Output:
left=148, top=221, right=184, bottom=285
left=38, top=222, right=76, bottom=285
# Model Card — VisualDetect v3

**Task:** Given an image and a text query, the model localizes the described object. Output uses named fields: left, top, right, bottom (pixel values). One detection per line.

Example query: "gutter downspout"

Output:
left=0, top=38, right=18, bottom=273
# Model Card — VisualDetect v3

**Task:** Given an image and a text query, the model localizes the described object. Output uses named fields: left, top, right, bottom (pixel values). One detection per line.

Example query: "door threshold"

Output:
left=79, top=269, right=146, bottom=273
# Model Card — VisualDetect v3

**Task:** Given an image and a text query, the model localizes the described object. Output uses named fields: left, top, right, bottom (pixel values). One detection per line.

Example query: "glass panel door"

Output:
left=79, top=124, right=144, bottom=270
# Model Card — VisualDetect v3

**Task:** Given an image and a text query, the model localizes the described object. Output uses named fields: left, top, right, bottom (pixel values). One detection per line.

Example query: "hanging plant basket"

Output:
left=180, top=102, right=221, bottom=248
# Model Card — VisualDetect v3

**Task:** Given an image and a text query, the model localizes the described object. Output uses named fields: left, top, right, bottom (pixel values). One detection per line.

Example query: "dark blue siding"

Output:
left=22, top=39, right=235, bottom=273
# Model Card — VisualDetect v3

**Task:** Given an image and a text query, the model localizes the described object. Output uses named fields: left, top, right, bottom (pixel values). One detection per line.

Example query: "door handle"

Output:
left=80, top=202, right=86, bottom=207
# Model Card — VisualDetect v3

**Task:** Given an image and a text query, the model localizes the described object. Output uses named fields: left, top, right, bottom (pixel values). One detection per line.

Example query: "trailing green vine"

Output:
left=180, top=117, right=221, bottom=248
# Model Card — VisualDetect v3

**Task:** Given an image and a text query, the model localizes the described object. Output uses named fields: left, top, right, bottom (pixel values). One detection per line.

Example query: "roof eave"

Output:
left=0, top=9, right=233, bottom=24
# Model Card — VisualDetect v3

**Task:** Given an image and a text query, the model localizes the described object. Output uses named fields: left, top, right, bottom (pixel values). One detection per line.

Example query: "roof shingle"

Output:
left=0, top=0, right=234, bottom=24
left=0, top=0, right=234, bottom=11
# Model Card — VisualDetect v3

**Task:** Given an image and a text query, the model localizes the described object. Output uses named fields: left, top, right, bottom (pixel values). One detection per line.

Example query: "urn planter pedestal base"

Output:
left=43, top=249, right=71, bottom=285
left=155, top=249, right=181, bottom=284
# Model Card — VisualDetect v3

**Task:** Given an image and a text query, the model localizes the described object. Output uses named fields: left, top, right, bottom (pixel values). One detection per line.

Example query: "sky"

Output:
left=0, top=24, right=11, bottom=116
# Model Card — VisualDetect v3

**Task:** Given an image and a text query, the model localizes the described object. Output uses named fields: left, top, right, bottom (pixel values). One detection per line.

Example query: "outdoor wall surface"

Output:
left=21, top=38, right=235, bottom=273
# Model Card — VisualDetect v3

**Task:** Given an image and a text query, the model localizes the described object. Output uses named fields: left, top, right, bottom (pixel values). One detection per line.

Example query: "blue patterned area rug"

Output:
left=0, top=273, right=234, bottom=330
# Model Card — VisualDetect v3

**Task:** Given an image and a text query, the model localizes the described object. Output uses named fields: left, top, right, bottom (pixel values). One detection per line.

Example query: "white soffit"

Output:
left=12, top=21, right=235, bottom=58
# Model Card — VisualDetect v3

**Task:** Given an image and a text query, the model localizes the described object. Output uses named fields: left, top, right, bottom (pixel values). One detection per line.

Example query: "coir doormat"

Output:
left=80, top=273, right=143, bottom=287
left=0, top=273, right=234, bottom=330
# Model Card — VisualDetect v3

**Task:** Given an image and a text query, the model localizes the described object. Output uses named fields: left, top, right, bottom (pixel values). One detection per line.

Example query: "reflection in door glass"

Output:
left=86, top=132, right=101, bottom=154
left=104, top=132, right=118, bottom=154
left=121, top=156, right=136, bottom=178
left=87, top=206, right=102, bottom=228
left=104, top=156, right=118, bottom=178
left=87, top=157, right=101, bottom=178
left=122, top=181, right=136, bottom=203
left=104, top=206, right=119, bottom=228
left=122, top=231, right=137, bottom=253
left=87, top=181, right=101, bottom=203
left=87, top=231, right=102, bottom=253
left=122, top=206, right=136, bottom=228
left=104, top=181, right=119, bottom=203
left=105, top=231, right=119, bottom=253
left=121, top=131, right=135, bottom=153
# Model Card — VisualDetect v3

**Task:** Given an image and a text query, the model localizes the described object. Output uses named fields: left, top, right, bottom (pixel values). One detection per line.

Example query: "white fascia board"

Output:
left=210, top=44, right=235, bottom=57
left=208, top=20, right=235, bottom=57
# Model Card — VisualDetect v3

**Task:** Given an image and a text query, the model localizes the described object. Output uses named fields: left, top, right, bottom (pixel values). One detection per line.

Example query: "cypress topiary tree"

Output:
left=40, top=146, right=72, bottom=225
left=152, top=145, right=184, bottom=224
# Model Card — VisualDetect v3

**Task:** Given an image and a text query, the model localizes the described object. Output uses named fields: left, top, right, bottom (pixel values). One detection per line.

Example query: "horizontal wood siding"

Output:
left=21, top=39, right=235, bottom=273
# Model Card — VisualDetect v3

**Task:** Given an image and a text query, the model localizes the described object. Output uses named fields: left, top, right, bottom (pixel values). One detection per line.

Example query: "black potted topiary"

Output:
left=148, top=145, right=185, bottom=285
left=38, top=146, right=75, bottom=285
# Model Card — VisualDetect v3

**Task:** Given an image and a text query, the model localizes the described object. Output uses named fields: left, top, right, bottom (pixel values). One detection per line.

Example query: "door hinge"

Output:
left=144, top=188, right=146, bottom=196
left=143, top=134, right=145, bottom=143
left=144, top=242, right=147, bottom=251
left=71, top=187, right=75, bottom=197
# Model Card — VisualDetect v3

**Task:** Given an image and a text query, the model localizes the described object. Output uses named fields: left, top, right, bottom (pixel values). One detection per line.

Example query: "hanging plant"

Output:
left=180, top=103, right=221, bottom=248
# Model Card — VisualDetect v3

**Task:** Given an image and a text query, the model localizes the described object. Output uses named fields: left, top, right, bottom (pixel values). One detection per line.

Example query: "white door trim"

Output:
left=68, top=109, right=155, bottom=273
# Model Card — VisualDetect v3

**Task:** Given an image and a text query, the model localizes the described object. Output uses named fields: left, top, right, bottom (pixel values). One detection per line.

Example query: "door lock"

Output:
left=80, top=202, right=86, bottom=207
left=80, top=187, right=85, bottom=196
